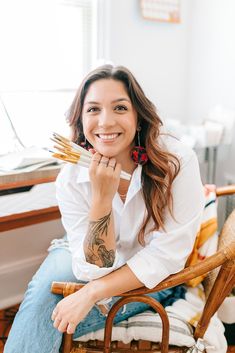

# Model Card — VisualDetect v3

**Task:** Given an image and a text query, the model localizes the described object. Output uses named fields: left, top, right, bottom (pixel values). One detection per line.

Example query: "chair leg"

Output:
left=194, top=260, right=235, bottom=340
left=62, top=333, right=73, bottom=353
left=215, top=272, right=235, bottom=311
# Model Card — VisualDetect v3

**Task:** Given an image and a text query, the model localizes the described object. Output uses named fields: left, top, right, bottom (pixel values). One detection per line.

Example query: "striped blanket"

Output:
left=186, top=184, right=218, bottom=287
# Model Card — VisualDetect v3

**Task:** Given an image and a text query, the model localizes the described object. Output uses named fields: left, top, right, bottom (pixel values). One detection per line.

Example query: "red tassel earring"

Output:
left=131, top=126, right=148, bottom=165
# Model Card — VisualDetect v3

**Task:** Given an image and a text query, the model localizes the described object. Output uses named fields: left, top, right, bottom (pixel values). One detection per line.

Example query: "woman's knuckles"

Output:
left=58, top=326, right=66, bottom=333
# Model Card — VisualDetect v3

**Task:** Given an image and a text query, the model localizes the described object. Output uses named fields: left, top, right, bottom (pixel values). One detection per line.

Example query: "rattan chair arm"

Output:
left=51, top=240, right=235, bottom=297
left=216, top=184, right=235, bottom=196
left=122, top=241, right=235, bottom=296
left=51, top=281, right=84, bottom=296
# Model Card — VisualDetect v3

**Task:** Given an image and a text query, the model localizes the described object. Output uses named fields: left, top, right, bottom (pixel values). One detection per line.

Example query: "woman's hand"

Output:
left=89, top=152, right=121, bottom=204
left=51, top=284, right=96, bottom=335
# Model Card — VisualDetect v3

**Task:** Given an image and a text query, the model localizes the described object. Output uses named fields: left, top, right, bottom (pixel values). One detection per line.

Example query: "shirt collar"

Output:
left=131, top=164, right=142, bottom=190
left=125, top=164, right=142, bottom=203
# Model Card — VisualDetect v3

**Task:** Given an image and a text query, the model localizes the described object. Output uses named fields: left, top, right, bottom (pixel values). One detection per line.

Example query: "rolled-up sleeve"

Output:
left=127, top=150, right=205, bottom=289
left=55, top=166, right=123, bottom=281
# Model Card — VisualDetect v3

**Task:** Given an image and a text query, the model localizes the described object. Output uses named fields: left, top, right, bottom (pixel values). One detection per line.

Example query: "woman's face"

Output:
left=82, top=79, right=138, bottom=162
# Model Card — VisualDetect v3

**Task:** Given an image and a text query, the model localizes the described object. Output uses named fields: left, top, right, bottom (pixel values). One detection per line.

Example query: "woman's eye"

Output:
left=115, top=105, right=128, bottom=112
left=87, top=107, right=99, bottom=113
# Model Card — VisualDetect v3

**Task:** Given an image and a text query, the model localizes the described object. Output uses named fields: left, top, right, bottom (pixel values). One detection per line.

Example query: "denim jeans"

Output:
left=4, top=240, right=186, bottom=353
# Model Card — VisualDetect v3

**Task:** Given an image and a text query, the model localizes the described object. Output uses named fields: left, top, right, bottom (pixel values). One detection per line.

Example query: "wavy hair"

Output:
left=67, top=65, right=180, bottom=245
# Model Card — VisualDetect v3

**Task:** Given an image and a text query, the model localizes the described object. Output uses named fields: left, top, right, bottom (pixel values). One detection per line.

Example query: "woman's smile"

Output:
left=95, top=132, right=122, bottom=142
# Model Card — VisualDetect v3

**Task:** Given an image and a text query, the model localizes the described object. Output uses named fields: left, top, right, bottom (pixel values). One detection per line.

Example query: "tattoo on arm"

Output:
left=85, top=211, right=115, bottom=267
left=97, top=245, right=115, bottom=267
left=88, top=212, right=111, bottom=250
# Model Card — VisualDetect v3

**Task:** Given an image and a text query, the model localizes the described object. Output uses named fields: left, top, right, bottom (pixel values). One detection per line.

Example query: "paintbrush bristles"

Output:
left=52, top=153, right=77, bottom=164
left=52, top=144, right=91, bottom=164
left=50, top=132, right=131, bottom=181
left=53, top=132, right=91, bottom=157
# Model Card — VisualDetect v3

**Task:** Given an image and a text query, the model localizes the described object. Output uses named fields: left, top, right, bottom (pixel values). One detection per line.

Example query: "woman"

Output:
left=4, top=65, right=205, bottom=353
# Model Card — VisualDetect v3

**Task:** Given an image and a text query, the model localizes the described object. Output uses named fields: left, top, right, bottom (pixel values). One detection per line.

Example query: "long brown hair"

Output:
left=67, top=65, right=180, bottom=245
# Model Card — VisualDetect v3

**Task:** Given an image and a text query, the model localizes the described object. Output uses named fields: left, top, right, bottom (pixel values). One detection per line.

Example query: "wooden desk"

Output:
left=0, top=165, right=61, bottom=232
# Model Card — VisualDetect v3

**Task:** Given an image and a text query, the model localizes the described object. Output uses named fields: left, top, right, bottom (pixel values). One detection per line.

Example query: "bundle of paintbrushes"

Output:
left=50, top=132, right=131, bottom=181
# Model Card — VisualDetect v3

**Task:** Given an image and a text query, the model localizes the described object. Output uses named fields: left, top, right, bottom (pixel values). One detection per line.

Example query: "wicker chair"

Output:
left=51, top=185, right=235, bottom=353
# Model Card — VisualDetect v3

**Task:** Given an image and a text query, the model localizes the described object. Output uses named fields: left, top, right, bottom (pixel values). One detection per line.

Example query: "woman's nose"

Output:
left=98, top=110, right=115, bottom=127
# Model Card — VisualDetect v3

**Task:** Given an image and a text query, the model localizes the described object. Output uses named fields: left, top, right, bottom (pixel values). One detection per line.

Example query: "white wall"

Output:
left=99, top=0, right=235, bottom=183
left=99, top=0, right=191, bottom=122
left=187, top=0, right=235, bottom=122
left=187, top=0, right=235, bottom=181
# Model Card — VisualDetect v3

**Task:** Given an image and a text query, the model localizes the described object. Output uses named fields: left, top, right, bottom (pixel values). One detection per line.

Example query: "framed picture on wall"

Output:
left=140, top=0, right=180, bottom=23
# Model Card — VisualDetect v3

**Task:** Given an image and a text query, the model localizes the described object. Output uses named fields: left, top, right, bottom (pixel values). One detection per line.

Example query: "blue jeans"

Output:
left=4, top=243, right=186, bottom=353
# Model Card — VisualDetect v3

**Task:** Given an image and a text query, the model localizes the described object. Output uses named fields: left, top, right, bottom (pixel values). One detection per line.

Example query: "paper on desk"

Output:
left=0, top=146, right=57, bottom=173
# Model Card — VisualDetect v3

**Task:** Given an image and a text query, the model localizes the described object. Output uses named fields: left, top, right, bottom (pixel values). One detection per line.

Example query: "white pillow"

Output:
left=75, top=310, right=195, bottom=347
left=218, top=297, right=235, bottom=324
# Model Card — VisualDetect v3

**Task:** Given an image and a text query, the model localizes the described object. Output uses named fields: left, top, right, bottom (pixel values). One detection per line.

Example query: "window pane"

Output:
left=1, top=91, right=73, bottom=149
left=0, top=0, right=94, bottom=155
left=0, top=0, right=85, bottom=90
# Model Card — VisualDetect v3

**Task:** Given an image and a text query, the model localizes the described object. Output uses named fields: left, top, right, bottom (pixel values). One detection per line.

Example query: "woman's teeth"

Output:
left=98, top=133, right=119, bottom=140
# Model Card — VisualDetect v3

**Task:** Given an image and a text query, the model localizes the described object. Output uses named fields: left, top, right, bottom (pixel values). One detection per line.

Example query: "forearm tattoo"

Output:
left=85, top=211, right=115, bottom=267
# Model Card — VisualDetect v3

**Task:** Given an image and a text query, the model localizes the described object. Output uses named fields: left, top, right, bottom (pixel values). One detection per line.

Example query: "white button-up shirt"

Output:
left=56, top=136, right=205, bottom=289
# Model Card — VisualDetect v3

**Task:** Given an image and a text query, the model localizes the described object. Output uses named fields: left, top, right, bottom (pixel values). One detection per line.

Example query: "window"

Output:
left=0, top=0, right=96, bottom=155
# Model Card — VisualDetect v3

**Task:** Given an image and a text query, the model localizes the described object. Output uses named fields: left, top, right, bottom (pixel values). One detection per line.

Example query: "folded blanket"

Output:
left=186, top=185, right=218, bottom=287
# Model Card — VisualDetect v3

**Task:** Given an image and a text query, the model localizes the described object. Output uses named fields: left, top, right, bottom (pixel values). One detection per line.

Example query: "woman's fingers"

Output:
left=57, top=319, right=70, bottom=333
left=99, top=156, right=109, bottom=167
left=51, top=285, right=96, bottom=336
left=91, top=152, right=102, bottom=164
left=51, top=308, right=57, bottom=321
left=67, top=322, right=76, bottom=334
left=90, top=153, right=118, bottom=173
left=107, top=157, right=116, bottom=170
left=52, top=309, right=77, bottom=334
left=53, top=316, right=62, bottom=329
left=90, top=152, right=102, bottom=175
left=53, top=316, right=77, bottom=334
left=89, top=153, right=120, bottom=200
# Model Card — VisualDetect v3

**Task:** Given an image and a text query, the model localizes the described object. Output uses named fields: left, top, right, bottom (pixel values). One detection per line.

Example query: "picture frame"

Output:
left=140, top=0, right=180, bottom=23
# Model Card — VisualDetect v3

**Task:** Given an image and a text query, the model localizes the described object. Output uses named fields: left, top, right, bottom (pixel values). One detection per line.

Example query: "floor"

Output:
left=0, top=305, right=234, bottom=353
left=0, top=305, right=19, bottom=352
